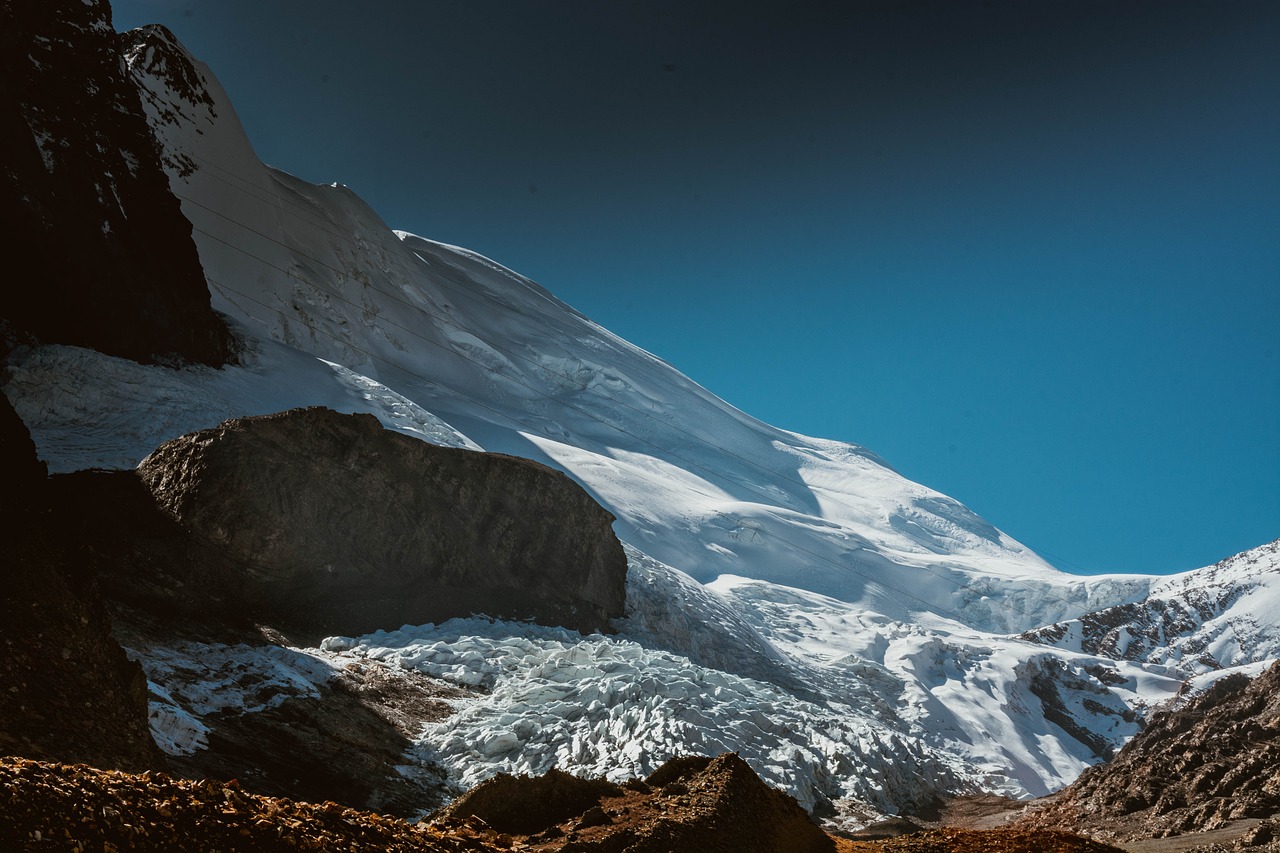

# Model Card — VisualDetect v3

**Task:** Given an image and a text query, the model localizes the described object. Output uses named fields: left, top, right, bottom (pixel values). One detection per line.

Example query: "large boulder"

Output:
left=136, top=407, right=627, bottom=636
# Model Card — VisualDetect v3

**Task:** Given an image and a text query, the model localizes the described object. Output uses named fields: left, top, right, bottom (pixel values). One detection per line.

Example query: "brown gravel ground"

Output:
left=1, top=756, right=1135, bottom=853
left=833, top=827, right=1126, bottom=852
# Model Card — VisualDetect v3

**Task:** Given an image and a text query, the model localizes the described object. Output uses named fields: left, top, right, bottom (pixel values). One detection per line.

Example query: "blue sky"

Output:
left=112, top=0, right=1279, bottom=574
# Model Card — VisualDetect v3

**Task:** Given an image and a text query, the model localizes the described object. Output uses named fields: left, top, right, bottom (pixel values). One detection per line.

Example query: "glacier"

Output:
left=4, top=22, right=1276, bottom=825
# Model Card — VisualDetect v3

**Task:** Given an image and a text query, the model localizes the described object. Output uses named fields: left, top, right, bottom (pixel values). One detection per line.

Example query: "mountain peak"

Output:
left=123, top=24, right=216, bottom=114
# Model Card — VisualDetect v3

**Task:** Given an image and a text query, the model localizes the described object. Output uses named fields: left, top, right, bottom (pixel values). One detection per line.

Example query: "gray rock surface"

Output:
left=137, top=407, right=627, bottom=636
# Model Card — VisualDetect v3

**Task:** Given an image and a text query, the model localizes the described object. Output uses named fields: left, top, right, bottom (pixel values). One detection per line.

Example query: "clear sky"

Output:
left=112, top=0, right=1279, bottom=575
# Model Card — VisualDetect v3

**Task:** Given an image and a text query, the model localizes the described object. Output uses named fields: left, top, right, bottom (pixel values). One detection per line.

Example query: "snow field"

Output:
left=2, top=335, right=477, bottom=474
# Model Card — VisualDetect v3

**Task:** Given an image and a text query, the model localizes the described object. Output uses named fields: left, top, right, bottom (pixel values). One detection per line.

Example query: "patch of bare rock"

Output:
left=155, top=654, right=473, bottom=817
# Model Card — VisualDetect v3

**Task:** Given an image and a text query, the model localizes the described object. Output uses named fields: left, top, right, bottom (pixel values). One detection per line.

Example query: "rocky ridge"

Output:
left=1023, top=661, right=1280, bottom=846
left=1022, top=541, right=1280, bottom=673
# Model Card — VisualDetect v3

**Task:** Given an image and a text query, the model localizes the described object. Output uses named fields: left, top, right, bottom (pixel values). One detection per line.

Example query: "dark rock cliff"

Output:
left=133, top=407, right=628, bottom=637
left=0, top=390, right=44, bottom=495
left=0, top=395, right=162, bottom=772
left=0, top=0, right=231, bottom=365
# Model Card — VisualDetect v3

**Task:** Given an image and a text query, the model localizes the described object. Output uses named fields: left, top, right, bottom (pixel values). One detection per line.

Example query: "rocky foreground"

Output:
left=0, top=755, right=1125, bottom=853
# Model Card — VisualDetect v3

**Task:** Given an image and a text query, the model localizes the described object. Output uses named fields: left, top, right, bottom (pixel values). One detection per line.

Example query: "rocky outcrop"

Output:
left=1025, top=662, right=1280, bottom=843
left=135, top=407, right=627, bottom=636
left=435, top=768, right=626, bottom=836
left=0, top=395, right=162, bottom=773
left=0, top=0, right=231, bottom=365
left=433, top=753, right=835, bottom=853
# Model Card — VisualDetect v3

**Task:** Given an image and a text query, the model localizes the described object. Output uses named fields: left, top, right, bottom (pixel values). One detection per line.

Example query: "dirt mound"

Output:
left=432, top=752, right=833, bottom=852
left=1023, top=662, right=1280, bottom=843
left=435, top=767, right=624, bottom=835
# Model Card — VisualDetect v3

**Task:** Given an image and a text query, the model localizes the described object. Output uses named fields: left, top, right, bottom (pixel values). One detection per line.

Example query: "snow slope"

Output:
left=4, top=24, right=1275, bottom=820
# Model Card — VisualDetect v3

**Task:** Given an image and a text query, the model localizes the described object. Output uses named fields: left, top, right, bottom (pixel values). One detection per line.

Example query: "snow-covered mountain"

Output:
left=3, top=22, right=1276, bottom=825
left=1023, top=540, right=1280, bottom=672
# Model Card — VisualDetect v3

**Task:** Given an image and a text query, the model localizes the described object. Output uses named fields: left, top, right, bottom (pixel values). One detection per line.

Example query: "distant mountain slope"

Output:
left=1023, top=540, right=1280, bottom=673
left=119, top=24, right=1145, bottom=635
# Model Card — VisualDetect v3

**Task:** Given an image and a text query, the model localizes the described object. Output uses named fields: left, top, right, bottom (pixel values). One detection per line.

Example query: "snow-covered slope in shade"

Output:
left=6, top=24, right=1276, bottom=814
left=3, top=335, right=479, bottom=472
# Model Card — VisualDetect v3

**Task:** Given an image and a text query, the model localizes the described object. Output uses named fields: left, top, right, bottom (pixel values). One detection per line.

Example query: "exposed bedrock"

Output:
left=1025, top=661, right=1280, bottom=841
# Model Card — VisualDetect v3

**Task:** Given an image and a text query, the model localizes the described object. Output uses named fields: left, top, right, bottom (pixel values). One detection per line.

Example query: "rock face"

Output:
left=0, top=392, right=44, bottom=494
left=434, top=752, right=835, bottom=853
left=136, top=407, right=628, bottom=636
left=0, top=0, right=231, bottom=365
left=1027, top=662, right=1280, bottom=842
left=0, top=396, right=161, bottom=773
